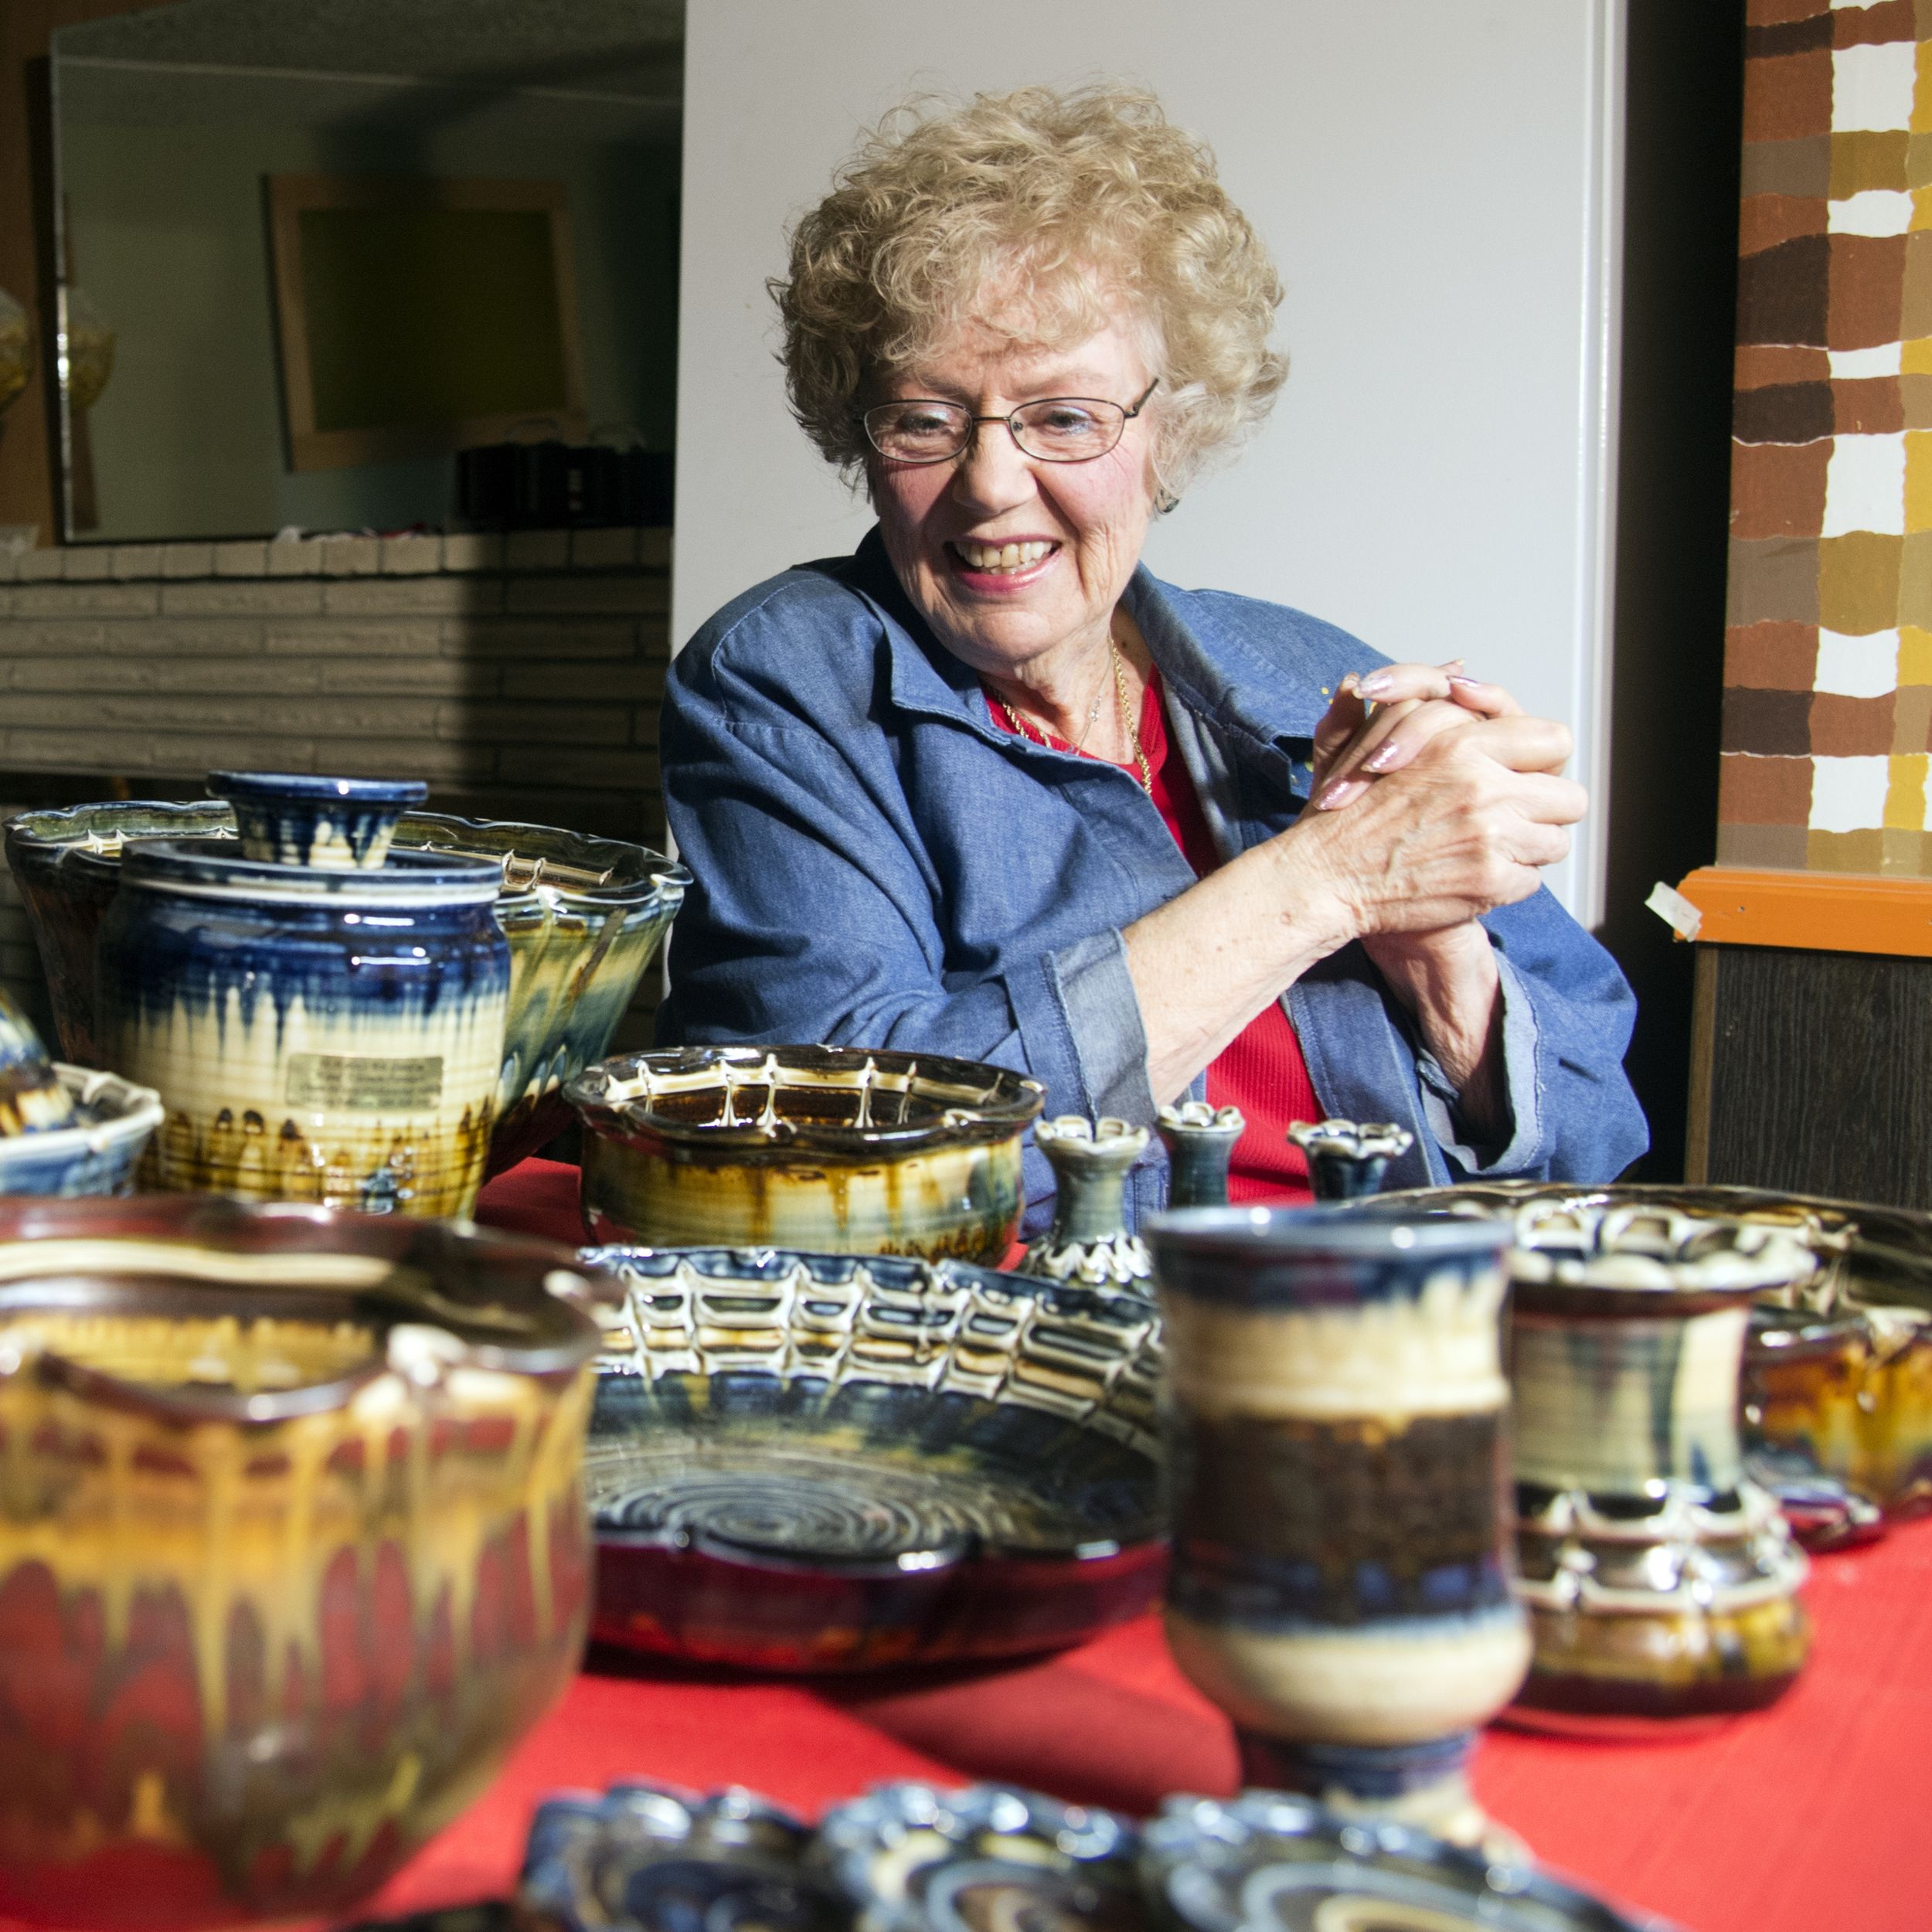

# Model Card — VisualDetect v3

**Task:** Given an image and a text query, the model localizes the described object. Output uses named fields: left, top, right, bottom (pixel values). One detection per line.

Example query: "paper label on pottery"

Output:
left=285, top=1052, right=444, bottom=1111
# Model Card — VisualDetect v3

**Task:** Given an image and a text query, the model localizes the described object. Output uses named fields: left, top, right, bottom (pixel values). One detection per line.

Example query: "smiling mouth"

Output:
left=949, top=539, right=1057, bottom=573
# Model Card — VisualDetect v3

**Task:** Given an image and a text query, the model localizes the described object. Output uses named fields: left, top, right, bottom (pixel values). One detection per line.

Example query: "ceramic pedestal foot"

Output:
left=1236, top=1730, right=1525, bottom=1861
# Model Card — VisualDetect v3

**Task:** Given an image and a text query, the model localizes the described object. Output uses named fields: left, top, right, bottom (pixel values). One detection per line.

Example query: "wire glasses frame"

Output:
left=861, top=379, right=1160, bottom=465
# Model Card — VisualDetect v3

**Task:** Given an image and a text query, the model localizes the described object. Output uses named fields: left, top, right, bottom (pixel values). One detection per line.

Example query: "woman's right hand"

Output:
left=1284, top=714, right=1587, bottom=941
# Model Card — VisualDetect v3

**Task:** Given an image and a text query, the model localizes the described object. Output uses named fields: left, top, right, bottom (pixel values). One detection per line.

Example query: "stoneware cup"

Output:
left=1287, top=1119, right=1415, bottom=1202
left=1146, top=1204, right=1527, bottom=1849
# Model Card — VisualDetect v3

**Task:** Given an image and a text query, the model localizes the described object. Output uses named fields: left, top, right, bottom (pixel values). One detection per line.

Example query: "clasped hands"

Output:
left=1293, top=660, right=1587, bottom=944
left=1283, top=662, right=1587, bottom=1131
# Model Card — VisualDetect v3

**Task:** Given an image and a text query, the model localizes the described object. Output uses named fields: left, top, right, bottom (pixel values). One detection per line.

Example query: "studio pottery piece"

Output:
left=0, top=1193, right=605, bottom=1931
left=1147, top=1206, right=1527, bottom=1849
left=399, top=815, right=687, bottom=1173
left=1287, top=1118, right=1413, bottom=1202
left=1499, top=1202, right=1814, bottom=1724
left=521, top=1782, right=838, bottom=1932
left=570, top=1046, right=1043, bottom=1262
left=1377, top=1181, right=1932, bottom=1545
left=1157, top=1102, right=1244, bottom=1210
left=814, top=1783, right=1144, bottom=1932
left=207, top=770, right=424, bottom=869
left=1022, top=1115, right=1154, bottom=1289
left=0, top=1065, right=161, bottom=1197
left=2, top=798, right=685, bottom=1173
left=0, top=987, right=74, bottom=1134
left=3, top=798, right=232, bottom=1069
left=582, top=1245, right=1164, bottom=1670
left=1143, top=1791, right=1677, bottom=1932
left=95, top=784, right=512, bottom=1216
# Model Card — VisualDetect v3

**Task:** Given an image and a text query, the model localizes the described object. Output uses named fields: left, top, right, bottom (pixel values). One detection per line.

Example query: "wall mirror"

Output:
left=49, top=0, right=682, bottom=543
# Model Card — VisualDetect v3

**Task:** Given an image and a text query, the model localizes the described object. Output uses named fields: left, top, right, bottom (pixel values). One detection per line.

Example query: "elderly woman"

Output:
left=658, top=83, right=1645, bottom=1226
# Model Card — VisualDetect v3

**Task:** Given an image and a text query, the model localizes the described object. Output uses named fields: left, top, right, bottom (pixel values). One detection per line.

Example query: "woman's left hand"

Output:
left=1305, top=662, right=1574, bottom=1142
left=1309, top=662, right=1560, bottom=813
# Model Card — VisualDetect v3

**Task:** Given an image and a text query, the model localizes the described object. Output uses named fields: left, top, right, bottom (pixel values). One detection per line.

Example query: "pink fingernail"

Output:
left=1447, top=673, right=1481, bottom=688
left=1355, top=672, right=1393, bottom=699
left=1364, top=743, right=1399, bottom=773
left=1315, top=778, right=1365, bottom=810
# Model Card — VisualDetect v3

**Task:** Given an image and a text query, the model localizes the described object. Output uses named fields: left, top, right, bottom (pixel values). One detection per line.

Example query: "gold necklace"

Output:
left=988, top=651, right=1107, bottom=753
left=1111, top=642, right=1153, bottom=795
left=990, top=643, right=1151, bottom=796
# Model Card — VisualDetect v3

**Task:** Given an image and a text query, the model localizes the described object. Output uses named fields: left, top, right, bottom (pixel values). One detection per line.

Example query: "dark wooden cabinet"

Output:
left=1688, top=942, right=1932, bottom=1208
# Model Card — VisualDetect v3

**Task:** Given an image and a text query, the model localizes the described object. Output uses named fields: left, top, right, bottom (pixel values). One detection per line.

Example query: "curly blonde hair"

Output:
left=773, top=83, right=1286, bottom=504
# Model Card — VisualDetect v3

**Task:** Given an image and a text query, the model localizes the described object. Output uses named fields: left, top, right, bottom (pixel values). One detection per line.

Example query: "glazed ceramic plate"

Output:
left=1143, top=1791, right=1679, bottom=1932
left=579, top=1246, right=1165, bottom=1671
left=814, top=1783, right=1143, bottom=1932
left=521, top=1781, right=841, bottom=1932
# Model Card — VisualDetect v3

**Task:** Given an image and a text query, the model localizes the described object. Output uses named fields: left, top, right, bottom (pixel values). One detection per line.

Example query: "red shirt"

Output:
left=985, top=668, right=1315, bottom=1202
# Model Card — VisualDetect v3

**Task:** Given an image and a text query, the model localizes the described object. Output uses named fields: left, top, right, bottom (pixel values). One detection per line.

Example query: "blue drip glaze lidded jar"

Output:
left=96, top=828, right=509, bottom=1216
left=1145, top=1203, right=1527, bottom=1852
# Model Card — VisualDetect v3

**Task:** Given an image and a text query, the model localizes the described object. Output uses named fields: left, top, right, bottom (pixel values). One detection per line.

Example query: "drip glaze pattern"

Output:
left=0, top=1195, right=604, bottom=1930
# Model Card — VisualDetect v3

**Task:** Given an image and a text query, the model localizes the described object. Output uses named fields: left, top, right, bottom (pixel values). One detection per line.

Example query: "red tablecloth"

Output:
left=367, top=1160, right=1932, bottom=1932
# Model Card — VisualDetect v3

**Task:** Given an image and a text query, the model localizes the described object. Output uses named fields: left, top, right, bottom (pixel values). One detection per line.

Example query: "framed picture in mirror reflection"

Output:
left=265, top=172, right=587, bottom=471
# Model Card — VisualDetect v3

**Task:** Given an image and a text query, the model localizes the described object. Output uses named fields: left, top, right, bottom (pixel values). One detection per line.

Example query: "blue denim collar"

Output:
left=821, top=527, right=1330, bottom=760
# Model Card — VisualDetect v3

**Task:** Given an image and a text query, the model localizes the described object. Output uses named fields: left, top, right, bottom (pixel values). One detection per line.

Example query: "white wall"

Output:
left=673, top=0, right=1624, bottom=920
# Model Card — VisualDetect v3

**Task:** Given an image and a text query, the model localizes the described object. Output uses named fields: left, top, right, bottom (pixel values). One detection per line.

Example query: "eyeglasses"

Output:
left=861, top=379, right=1159, bottom=464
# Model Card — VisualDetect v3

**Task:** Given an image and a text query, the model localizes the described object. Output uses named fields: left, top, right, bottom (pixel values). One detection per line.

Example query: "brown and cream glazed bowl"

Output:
left=568, top=1046, right=1046, bottom=1262
left=0, top=1194, right=607, bottom=1930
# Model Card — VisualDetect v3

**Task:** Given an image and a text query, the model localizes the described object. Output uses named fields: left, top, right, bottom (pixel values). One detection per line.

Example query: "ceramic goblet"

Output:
left=1147, top=1205, right=1526, bottom=1849
left=1506, top=1202, right=1815, bottom=1722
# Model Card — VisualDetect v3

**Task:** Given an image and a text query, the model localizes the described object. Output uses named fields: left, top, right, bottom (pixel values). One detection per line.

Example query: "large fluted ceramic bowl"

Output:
left=581, top=1244, right=1165, bottom=1670
left=2, top=801, right=686, bottom=1174
left=0, top=1064, right=161, bottom=1195
left=0, top=1194, right=607, bottom=1930
left=568, top=1046, right=1045, bottom=1262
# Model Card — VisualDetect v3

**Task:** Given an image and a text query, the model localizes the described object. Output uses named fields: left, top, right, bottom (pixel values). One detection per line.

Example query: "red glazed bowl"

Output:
left=0, top=1194, right=607, bottom=1930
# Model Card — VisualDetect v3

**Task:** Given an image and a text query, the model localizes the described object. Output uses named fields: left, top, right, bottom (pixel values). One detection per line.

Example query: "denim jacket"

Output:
left=658, top=529, right=1648, bottom=1231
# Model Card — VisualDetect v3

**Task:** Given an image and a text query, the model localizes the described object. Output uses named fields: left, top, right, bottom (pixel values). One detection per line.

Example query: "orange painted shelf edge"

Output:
left=1675, top=866, right=1932, bottom=957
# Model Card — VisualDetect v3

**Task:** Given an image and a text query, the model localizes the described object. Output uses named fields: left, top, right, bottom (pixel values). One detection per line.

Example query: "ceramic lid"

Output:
left=117, top=837, right=504, bottom=906
left=207, top=770, right=428, bottom=804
